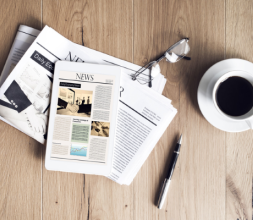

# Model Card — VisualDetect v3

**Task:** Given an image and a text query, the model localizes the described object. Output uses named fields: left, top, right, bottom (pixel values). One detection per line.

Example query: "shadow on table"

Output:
left=168, top=50, right=226, bottom=118
left=154, top=134, right=180, bottom=206
left=29, top=138, right=46, bottom=160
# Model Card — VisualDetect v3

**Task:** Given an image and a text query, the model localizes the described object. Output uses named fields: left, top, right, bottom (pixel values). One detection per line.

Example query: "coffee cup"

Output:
left=212, top=70, right=253, bottom=129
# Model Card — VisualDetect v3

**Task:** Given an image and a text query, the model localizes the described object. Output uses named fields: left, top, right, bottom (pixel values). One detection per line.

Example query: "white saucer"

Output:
left=197, top=58, right=253, bottom=132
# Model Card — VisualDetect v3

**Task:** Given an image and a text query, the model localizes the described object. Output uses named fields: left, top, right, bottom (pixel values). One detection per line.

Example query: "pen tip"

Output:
left=178, top=134, right=183, bottom=145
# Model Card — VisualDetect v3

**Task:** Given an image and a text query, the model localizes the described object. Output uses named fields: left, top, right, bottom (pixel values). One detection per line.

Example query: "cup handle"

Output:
left=246, top=119, right=253, bottom=129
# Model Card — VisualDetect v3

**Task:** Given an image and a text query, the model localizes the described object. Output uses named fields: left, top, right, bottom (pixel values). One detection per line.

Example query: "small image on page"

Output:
left=0, top=60, right=52, bottom=144
left=50, top=70, right=116, bottom=165
left=71, top=123, right=90, bottom=143
left=70, top=144, right=87, bottom=157
left=91, top=121, right=110, bottom=137
left=57, top=87, right=93, bottom=118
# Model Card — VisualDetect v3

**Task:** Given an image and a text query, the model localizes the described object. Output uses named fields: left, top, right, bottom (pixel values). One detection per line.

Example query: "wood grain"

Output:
left=42, top=1, right=90, bottom=219
left=226, top=0, right=253, bottom=219
left=133, top=1, right=181, bottom=219
left=133, top=0, right=226, bottom=219
left=0, top=0, right=253, bottom=219
left=78, top=2, right=133, bottom=219
left=178, top=0, right=226, bottom=219
left=0, top=0, right=42, bottom=220
left=42, top=0, right=133, bottom=219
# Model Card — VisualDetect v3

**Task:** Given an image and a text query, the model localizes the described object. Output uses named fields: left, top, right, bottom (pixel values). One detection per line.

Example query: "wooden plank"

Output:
left=42, top=1, right=133, bottom=219
left=42, top=1, right=89, bottom=219
left=133, top=0, right=226, bottom=219
left=0, top=129, right=42, bottom=220
left=0, top=0, right=41, bottom=72
left=80, top=2, right=133, bottom=219
left=226, top=0, right=253, bottom=219
left=0, top=1, right=42, bottom=220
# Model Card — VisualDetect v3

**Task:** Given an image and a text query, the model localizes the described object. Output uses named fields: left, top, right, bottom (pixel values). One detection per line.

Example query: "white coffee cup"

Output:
left=212, top=70, right=253, bottom=129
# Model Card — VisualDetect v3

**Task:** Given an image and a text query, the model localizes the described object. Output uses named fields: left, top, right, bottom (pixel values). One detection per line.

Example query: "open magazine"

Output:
left=0, top=25, right=177, bottom=185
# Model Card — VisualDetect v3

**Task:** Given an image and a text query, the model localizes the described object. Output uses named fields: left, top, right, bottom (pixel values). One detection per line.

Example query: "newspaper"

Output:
left=74, top=44, right=167, bottom=94
left=106, top=75, right=176, bottom=184
left=0, top=25, right=177, bottom=185
left=0, top=26, right=102, bottom=144
left=1, top=25, right=166, bottom=92
left=0, top=25, right=166, bottom=144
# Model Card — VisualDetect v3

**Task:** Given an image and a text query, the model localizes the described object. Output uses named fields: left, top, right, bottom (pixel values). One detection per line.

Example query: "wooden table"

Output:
left=0, top=0, right=252, bottom=219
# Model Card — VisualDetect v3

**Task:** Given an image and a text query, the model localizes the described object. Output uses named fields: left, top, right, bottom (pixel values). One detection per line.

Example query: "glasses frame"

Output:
left=131, top=38, right=191, bottom=86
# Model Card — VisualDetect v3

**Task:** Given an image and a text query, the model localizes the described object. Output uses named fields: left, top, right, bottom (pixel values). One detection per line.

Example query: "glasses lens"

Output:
left=165, top=39, right=190, bottom=63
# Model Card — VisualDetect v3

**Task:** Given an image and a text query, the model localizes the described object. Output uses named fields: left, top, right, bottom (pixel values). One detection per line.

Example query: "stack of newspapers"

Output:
left=0, top=25, right=177, bottom=185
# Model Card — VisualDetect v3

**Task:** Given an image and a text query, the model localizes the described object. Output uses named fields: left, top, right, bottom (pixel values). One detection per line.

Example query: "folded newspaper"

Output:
left=0, top=25, right=177, bottom=185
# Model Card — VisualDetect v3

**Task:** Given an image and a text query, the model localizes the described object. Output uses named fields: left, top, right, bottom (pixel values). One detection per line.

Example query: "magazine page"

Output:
left=0, top=25, right=40, bottom=87
left=45, top=62, right=121, bottom=175
left=107, top=75, right=177, bottom=185
left=0, top=26, right=101, bottom=144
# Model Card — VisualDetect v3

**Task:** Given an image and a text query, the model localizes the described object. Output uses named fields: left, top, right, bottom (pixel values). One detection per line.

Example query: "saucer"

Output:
left=197, top=58, right=253, bottom=132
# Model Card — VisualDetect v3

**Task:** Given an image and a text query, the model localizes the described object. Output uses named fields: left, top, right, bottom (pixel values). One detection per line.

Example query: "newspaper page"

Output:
left=0, top=25, right=40, bottom=87
left=0, top=25, right=176, bottom=183
left=49, top=69, right=117, bottom=166
left=107, top=75, right=177, bottom=185
left=0, top=26, right=100, bottom=144
left=1, top=25, right=166, bottom=94
left=0, top=25, right=166, bottom=145
left=73, top=44, right=167, bottom=94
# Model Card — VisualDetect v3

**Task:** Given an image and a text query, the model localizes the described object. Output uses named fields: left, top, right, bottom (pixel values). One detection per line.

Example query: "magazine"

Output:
left=45, top=62, right=121, bottom=175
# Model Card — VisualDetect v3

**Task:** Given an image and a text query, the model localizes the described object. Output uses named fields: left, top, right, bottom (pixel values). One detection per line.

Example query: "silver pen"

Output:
left=157, top=134, right=183, bottom=209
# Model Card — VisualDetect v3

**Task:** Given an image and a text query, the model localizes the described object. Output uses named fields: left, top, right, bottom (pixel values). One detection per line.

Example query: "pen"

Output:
left=157, top=134, right=183, bottom=209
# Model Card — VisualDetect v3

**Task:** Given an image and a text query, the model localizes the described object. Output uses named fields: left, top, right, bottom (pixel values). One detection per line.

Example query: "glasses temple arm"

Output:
left=133, top=53, right=190, bottom=80
left=181, top=55, right=191, bottom=60
left=133, top=65, right=149, bottom=78
left=134, top=55, right=166, bottom=78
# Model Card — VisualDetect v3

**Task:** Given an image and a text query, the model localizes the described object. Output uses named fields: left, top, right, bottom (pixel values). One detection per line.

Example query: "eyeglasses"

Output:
left=130, top=38, right=190, bottom=86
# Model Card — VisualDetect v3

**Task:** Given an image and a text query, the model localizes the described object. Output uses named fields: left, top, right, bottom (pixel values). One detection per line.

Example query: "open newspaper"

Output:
left=0, top=25, right=166, bottom=144
left=0, top=25, right=177, bottom=185
left=0, top=26, right=103, bottom=143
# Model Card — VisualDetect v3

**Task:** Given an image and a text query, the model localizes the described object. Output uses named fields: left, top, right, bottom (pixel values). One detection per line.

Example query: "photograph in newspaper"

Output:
left=57, top=88, right=93, bottom=117
left=91, top=121, right=110, bottom=137
left=0, top=25, right=165, bottom=146
left=0, top=61, right=52, bottom=143
left=0, top=25, right=104, bottom=144
left=70, top=144, right=87, bottom=157
left=50, top=70, right=116, bottom=165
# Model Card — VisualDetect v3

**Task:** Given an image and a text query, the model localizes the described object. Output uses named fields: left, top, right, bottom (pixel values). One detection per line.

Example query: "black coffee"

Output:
left=216, top=76, right=253, bottom=116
